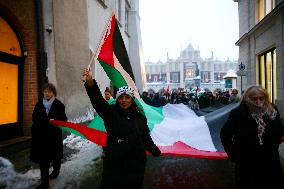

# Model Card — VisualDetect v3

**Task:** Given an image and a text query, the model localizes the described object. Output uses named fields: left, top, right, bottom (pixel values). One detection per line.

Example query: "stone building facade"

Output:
left=0, top=0, right=144, bottom=140
left=234, top=0, right=284, bottom=117
left=145, top=43, right=238, bottom=92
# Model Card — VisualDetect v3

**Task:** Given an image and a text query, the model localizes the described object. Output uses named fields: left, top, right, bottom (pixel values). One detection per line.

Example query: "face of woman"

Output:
left=249, top=93, right=265, bottom=107
left=104, top=92, right=111, bottom=100
left=43, top=89, right=54, bottom=101
left=117, top=94, right=133, bottom=110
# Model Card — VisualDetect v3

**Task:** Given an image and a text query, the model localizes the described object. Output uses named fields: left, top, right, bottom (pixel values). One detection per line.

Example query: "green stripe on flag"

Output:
left=87, top=114, right=106, bottom=132
left=99, top=60, right=127, bottom=88
left=97, top=51, right=164, bottom=132
left=140, top=102, right=164, bottom=131
left=59, top=126, right=86, bottom=138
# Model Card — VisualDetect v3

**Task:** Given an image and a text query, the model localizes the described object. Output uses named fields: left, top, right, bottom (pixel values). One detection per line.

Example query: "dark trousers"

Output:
left=39, top=159, right=61, bottom=183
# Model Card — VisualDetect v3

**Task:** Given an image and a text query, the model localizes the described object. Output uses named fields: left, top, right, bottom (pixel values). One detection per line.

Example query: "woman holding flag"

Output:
left=83, top=68, right=161, bottom=189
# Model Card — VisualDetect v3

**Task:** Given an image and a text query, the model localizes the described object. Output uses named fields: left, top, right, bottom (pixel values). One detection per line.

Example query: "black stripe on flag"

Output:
left=113, top=20, right=135, bottom=82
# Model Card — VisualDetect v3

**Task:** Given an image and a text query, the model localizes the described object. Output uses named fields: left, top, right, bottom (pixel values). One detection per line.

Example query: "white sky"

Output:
left=139, top=0, right=239, bottom=62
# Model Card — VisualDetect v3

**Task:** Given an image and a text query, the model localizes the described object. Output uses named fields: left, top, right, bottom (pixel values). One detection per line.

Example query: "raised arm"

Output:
left=83, top=68, right=110, bottom=120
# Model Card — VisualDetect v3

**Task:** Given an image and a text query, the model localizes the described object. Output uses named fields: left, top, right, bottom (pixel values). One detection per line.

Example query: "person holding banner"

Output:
left=220, top=85, right=284, bottom=189
left=83, top=68, right=161, bottom=189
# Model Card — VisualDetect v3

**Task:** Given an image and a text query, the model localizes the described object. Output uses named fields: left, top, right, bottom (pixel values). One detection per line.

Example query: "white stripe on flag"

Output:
left=151, top=103, right=217, bottom=152
left=113, top=53, right=142, bottom=102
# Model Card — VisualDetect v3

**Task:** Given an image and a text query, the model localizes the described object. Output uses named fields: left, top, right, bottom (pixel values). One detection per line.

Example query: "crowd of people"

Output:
left=141, top=88, right=241, bottom=110
left=30, top=69, right=284, bottom=189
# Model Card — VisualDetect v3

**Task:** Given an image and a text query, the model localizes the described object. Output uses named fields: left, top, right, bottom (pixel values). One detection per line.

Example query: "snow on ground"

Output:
left=0, top=134, right=102, bottom=189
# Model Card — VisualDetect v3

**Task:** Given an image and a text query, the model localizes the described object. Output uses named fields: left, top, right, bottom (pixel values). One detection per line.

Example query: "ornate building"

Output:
left=145, top=43, right=238, bottom=92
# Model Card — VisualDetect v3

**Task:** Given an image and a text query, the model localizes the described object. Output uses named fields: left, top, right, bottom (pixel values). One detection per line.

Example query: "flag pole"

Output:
left=83, top=13, right=114, bottom=82
left=88, top=12, right=115, bottom=69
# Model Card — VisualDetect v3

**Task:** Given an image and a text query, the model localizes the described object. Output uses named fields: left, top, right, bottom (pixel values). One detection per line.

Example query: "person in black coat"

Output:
left=30, top=83, right=67, bottom=189
left=83, top=68, right=161, bottom=189
left=141, top=91, right=152, bottom=105
left=220, top=85, right=284, bottom=189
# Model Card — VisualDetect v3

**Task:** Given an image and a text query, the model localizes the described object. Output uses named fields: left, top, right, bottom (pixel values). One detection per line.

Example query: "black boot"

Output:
left=49, top=170, right=59, bottom=179
left=35, top=181, right=49, bottom=189
left=49, top=159, right=61, bottom=179
left=38, top=162, right=50, bottom=189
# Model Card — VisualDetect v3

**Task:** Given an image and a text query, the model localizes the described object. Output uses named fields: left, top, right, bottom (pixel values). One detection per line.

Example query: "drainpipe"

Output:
left=35, top=0, right=48, bottom=98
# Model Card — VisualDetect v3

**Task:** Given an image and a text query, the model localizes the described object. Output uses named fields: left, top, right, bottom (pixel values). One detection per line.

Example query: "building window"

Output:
left=0, top=16, right=23, bottom=128
left=154, top=76, right=158, bottom=82
left=115, top=0, right=122, bottom=23
left=185, top=69, right=194, bottom=79
left=172, top=73, right=178, bottom=83
left=201, top=71, right=211, bottom=83
left=97, top=0, right=108, bottom=8
left=161, top=74, right=167, bottom=82
left=125, top=1, right=130, bottom=34
left=214, top=73, right=219, bottom=81
left=171, top=72, right=179, bottom=83
left=256, top=0, right=275, bottom=22
left=220, top=73, right=226, bottom=81
left=258, top=48, right=276, bottom=103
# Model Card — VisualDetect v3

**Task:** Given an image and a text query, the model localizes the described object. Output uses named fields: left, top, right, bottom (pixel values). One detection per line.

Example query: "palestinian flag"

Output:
left=51, top=103, right=236, bottom=159
left=51, top=14, right=230, bottom=159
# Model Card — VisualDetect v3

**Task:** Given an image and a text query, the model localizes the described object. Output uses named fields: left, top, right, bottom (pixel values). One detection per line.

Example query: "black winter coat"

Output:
left=220, top=102, right=284, bottom=189
left=30, top=98, right=67, bottom=163
left=85, top=80, right=161, bottom=189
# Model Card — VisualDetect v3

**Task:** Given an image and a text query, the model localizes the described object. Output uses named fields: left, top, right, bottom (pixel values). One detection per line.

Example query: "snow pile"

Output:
left=68, top=105, right=95, bottom=123
left=0, top=134, right=102, bottom=189
left=0, top=157, right=38, bottom=189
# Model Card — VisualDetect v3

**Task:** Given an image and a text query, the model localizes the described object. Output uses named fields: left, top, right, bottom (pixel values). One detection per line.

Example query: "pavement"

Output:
left=2, top=136, right=284, bottom=189
left=1, top=105, right=284, bottom=189
left=0, top=136, right=34, bottom=173
left=0, top=140, right=236, bottom=189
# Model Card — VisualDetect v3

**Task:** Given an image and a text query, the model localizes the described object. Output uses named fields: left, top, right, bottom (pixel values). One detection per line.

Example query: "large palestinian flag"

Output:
left=51, top=14, right=230, bottom=159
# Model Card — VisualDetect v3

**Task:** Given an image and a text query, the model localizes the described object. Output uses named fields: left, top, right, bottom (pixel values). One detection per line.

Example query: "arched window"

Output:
left=0, top=16, right=24, bottom=137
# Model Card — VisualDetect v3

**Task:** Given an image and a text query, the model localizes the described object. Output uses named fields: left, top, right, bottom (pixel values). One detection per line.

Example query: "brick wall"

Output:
left=0, top=0, right=39, bottom=136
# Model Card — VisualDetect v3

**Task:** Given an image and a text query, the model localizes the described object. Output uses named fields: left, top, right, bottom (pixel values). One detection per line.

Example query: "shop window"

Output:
left=0, top=15, right=23, bottom=137
left=0, top=62, right=18, bottom=124
left=0, top=17, right=21, bottom=56
left=258, top=48, right=276, bottom=103
left=0, top=17, right=22, bottom=125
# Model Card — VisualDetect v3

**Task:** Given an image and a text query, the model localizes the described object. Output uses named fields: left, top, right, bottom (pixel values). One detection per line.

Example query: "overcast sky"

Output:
left=139, top=0, right=239, bottom=62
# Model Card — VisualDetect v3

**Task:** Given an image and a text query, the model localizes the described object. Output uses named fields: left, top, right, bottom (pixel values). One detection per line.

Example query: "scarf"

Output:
left=246, top=100, right=277, bottom=145
left=43, top=96, right=55, bottom=115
